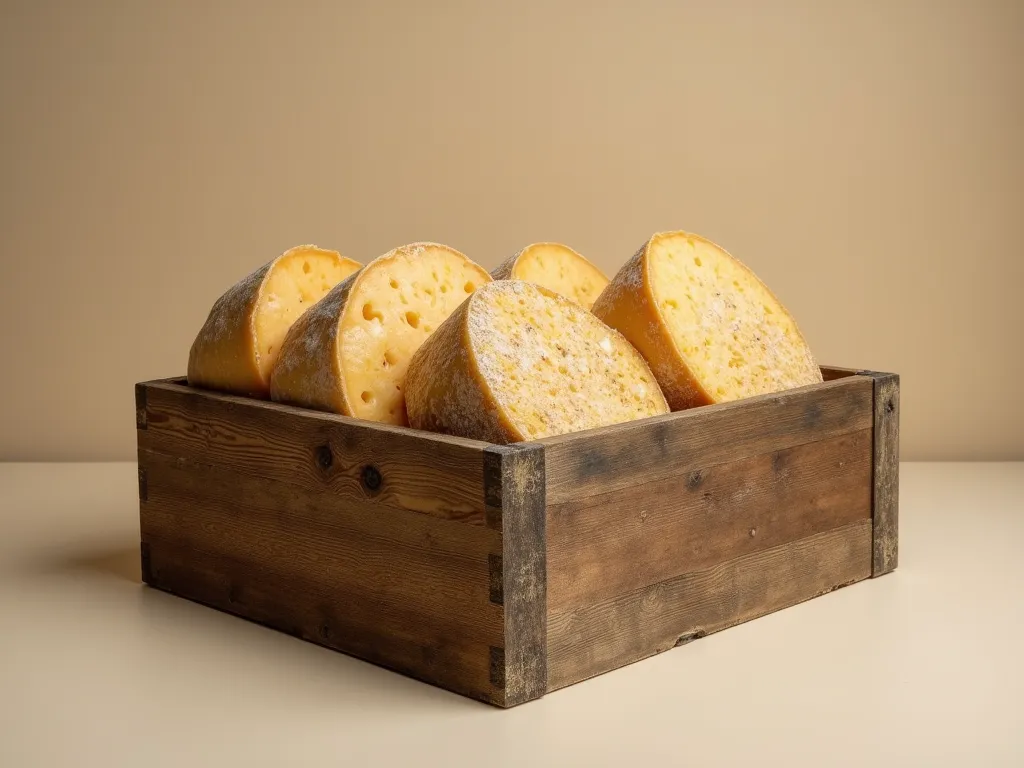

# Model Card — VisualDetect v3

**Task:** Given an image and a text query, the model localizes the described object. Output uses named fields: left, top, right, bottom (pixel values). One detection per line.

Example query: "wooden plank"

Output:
left=546, top=428, right=873, bottom=611
left=138, top=449, right=503, bottom=703
left=546, top=519, right=872, bottom=690
left=137, top=379, right=490, bottom=524
left=538, top=375, right=873, bottom=504
left=865, top=371, right=900, bottom=575
left=140, top=449, right=502, bottom=645
left=820, top=365, right=862, bottom=381
left=483, top=444, right=547, bottom=707
left=142, top=538, right=497, bottom=702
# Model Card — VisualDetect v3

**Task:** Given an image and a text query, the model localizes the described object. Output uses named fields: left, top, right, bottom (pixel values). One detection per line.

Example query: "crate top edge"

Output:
left=136, top=364, right=893, bottom=453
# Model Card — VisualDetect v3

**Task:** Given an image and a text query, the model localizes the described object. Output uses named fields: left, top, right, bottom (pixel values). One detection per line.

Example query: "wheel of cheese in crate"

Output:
left=404, top=279, right=670, bottom=443
left=592, top=231, right=822, bottom=410
left=187, top=245, right=361, bottom=398
left=491, top=242, right=609, bottom=310
left=269, top=242, right=492, bottom=425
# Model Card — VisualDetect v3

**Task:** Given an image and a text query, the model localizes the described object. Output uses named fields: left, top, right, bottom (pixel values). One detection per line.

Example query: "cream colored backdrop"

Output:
left=1, top=0, right=1021, bottom=460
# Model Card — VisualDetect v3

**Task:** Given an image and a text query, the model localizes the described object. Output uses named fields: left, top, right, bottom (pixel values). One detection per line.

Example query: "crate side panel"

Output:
left=540, top=375, right=873, bottom=504
left=547, top=518, right=872, bottom=691
left=140, top=450, right=503, bottom=644
left=143, top=539, right=498, bottom=702
left=137, top=380, right=489, bottom=524
left=547, top=427, right=873, bottom=611
left=138, top=449, right=503, bottom=702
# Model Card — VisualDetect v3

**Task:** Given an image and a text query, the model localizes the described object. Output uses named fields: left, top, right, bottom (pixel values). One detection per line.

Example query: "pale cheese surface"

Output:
left=593, top=231, right=822, bottom=408
left=492, top=242, right=609, bottom=309
left=270, top=242, right=492, bottom=425
left=187, top=245, right=360, bottom=397
left=405, top=280, right=669, bottom=443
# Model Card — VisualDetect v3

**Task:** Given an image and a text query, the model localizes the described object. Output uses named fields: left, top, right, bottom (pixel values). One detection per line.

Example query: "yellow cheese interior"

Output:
left=255, top=249, right=359, bottom=380
left=470, top=281, right=668, bottom=439
left=339, top=246, right=491, bottom=424
left=648, top=234, right=821, bottom=401
left=510, top=243, right=609, bottom=309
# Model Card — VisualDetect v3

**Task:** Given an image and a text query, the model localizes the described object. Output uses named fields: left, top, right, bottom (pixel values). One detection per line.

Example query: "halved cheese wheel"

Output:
left=187, top=245, right=361, bottom=397
left=405, top=280, right=669, bottom=443
left=269, top=242, right=492, bottom=425
left=491, top=242, right=609, bottom=309
left=592, top=231, right=822, bottom=410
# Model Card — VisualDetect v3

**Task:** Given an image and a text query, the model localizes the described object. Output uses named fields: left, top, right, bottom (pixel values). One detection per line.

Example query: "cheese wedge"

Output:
left=187, top=245, right=361, bottom=397
left=491, top=242, right=609, bottom=309
left=269, top=242, right=492, bottom=425
left=592, top=231, right=822, bottom=410
left=405, top=280, right=669, bottom=443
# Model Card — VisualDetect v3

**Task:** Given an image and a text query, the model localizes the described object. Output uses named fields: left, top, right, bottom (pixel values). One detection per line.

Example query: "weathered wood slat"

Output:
left=538, top=375, right=873, bottom=504
left=143, top=538, right=497, bottom=702
left=546, top=428, right=873, bottom=611
left=866, top=372, right=900, bottom=575
left=140, top=449, right=503, bottom=647
left=483, top=444, right=547, bottom=707
left=137, top=380, right=489, bottom=523
left=820, top=365, right=862, bottom=381
left=546, top=519, right=872, bottom=691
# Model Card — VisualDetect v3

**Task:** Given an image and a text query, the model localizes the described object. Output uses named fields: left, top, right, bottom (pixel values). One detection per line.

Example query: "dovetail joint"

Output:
left=489, top=646, right=506, bottom=689
left=488, top=554, right=504, bottom=604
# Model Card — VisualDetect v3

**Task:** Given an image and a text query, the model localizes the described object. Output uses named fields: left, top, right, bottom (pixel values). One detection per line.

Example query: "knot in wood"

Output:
left=361, top=464, right=383, bottom=494
left=314, top=444, right=333, bottom=470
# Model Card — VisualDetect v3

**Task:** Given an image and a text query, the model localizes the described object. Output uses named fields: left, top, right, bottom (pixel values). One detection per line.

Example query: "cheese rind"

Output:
left=491, top=242, right=609, bottom=310
left=186, top=245, right=361, bottom=397
left=592, top=231, right=822, bottom=410
left=269, top=242, right=492, bottom=425
left=405, top=280, right=669, bottom=443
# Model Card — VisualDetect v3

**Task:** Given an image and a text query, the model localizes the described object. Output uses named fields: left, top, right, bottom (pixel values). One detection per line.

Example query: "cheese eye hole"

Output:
left=405, top=311, right=420, bottom=328
left=302, top=261, right=311, bottom=274
left=362, top=303, right=383, bottom=322
left=464, top=281, right=475, bottom=293
left=360, top=391, right=375, bottom=404
left=694, top=256, right=702, bottom=267
left=384, top=350, right=398, bottom=366
left=389, top=279, right=399, bottom=289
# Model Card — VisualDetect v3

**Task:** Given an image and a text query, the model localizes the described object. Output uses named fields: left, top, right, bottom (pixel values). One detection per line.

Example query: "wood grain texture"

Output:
left=138, top=440, right=503, bottom=703
left=484, top=444, right=547, bottom=707
left=547, top=428, right=873, bottom=611
left=143, top=538, right=498, bottom=700
left=866, top=372, right=900, bottom=575
left=546, top=519, right=873, bottom=691
left=538, top=375, right=873, bottom=504
left=137, top=379, right=489, bottom=523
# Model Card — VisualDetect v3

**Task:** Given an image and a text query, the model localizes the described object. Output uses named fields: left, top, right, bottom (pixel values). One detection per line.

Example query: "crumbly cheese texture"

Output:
left=187, top=245, right=360, bottom=397
left=405, top=280, right=669, bottom=443
left=592, top=231, right=822, bottom=410
left=269, top=242, right=492, bottom=425
left=491, top=242, right=609, bottom=310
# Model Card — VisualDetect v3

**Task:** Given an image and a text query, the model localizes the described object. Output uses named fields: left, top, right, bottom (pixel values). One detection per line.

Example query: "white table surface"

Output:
left=1, top=462, right=1022, bottom=767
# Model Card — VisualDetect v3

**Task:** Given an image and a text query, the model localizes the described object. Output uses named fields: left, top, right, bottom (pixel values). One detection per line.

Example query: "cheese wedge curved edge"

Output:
left=270, top=242, right=492, bottom=425
left=186, top=245, right=361, bottom=397
left=405, top=279, right=669, bottom=443
left=591, top=231, right=822, bottom=410
left=491, top=242, right=609, bottom=310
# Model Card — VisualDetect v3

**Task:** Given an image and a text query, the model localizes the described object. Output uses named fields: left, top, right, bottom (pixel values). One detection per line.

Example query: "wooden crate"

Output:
left=134, top=365, right=898, bottom=707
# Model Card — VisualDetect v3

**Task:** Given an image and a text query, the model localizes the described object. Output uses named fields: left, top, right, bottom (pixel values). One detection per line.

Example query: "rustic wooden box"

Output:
left=135, top=365, right=898, bottom=707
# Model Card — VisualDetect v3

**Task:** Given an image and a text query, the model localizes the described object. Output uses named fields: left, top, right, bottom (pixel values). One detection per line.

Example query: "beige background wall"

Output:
left=1, top=0, right=1021, bottom=461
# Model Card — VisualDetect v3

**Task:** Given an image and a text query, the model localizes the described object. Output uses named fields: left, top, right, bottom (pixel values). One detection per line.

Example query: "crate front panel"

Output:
left=539, top=374, right=876, bottom=690
left=137, top=379, right=508, bottom=704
